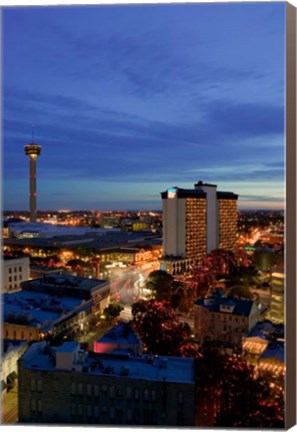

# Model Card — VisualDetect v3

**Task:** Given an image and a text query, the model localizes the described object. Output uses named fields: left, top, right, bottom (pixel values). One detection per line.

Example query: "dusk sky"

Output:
left=3, top=2, right=285, bottom=211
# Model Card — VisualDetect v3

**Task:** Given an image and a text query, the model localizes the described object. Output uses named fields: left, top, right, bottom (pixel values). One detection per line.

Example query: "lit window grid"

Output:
left=185, top=198, right=207, bottom=260
left=218, top=200, right=238, bottom=250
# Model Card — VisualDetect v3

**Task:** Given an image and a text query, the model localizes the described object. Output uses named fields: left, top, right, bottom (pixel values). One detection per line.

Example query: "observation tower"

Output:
left=24, top=126, right=42, bottom=223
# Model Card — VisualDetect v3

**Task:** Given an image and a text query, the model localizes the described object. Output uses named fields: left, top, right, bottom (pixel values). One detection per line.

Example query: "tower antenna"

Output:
left=32, top=124, right=35, bottom=143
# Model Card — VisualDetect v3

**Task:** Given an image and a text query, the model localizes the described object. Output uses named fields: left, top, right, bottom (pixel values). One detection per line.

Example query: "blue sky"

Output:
left=3, top=2, right=285, bottom=210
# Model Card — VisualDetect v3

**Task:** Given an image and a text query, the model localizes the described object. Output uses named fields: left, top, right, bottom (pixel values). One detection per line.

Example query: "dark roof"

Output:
left=260, top=341, right=284, bottom=362
left=194, top=181, right=217, bottom=188
left=195, top=290, right=254, bottom=317
left=3, top=255, right=28, bottom=261
left=161, top=188, right=206, bottom=199
left=97, top=322, right=141, bottom=346
left=217, top=191, right=238, bottom=200
left=247, top=320, right=284, bottom=340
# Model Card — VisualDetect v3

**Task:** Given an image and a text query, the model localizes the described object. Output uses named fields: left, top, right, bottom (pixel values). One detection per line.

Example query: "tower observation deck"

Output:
left=24, top=142, right=42, bottom=223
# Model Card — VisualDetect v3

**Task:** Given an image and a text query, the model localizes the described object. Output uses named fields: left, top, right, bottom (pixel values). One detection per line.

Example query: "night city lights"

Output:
left=1, top=2, right=290, bottom=429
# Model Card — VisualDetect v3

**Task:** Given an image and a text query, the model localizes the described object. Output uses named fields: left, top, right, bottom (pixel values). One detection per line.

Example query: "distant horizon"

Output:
left=3, top=205, right=285, bottom=213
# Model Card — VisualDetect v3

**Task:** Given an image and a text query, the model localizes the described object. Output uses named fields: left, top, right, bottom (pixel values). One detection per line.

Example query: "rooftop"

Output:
left=3, top=289, right=88, bottom=330
left=195, top=290, right=255, bottom=317
left=247, top=320, right=284, bottom=340
left=96, top=322, right=141, bottom=346
left=21, top=342, right=195, bottom=384
left=22, top=273, right=108, bottom=293
left=2, top=339, right=28, bottom=358
left=260, top=341, right=284, bottom=363
left=3, top=255, right=29, bottom=261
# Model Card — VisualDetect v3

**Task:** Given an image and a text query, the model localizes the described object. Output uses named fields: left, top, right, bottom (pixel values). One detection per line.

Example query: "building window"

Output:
left=78, top=404, right=83, bottom=416
left=87, top=384, right=92, bottom=396
left=30, top=399, right=36, bottom=412
left=177, top=391, right=184, bottom=405
left=37, top=400, right=42, bottom=413
left=134, top=388, right=139, bottom=400
left=19, top=275, right=22, bottom=280
left=19, top=266, right=22, bottom=272
left=127, top=408, right=132, bottom=421
left=71, top=404, right=76, bottom=416
left=94, top=385, right=99, bottom=397
left=30, top=379, right=36, bottom=392
left=21, top=331, right=24, bottom=340
left=109, top=407, right=115, bottom=420
left=134, top=408, right=140, bottom=422
left=37, top=380, right=42, bottom=392
left=13, top=330, right=17, bottom=339
left=77, top=383, right=83, bottom=395
left=126, top=387, right=132, bottom=400
left=9, top=268, right=12, bottom=274
left=9, top=276, right=12, bottom=282
left=109, top=386, right=115, bottom=398
left=14, top=275, right=17, bottom=281
left=94, top=406, right=99, bottom=418
left=87, top=405, right=92, bottom=417
left=144, top=389, right=149, bottom=401
left=14, top=267, right=17, bottom=273
left=71, top=383, right=76, bottom=395
left=151, top=390, right=156, bottom=401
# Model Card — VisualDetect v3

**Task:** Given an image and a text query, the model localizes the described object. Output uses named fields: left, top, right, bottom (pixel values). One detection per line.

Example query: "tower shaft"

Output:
left=29, top=155, right=37, bottom=223
left=24, top=142, right=41, bottom=223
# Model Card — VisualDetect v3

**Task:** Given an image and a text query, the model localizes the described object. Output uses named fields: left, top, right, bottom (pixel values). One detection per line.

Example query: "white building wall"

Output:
left=3, top=256, right=30, bottom=293
left=163, top=196, right=186, bottom=257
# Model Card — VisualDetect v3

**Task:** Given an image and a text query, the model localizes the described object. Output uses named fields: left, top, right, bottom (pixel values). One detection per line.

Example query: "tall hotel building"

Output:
left=161, top=181, right=238, bottom=274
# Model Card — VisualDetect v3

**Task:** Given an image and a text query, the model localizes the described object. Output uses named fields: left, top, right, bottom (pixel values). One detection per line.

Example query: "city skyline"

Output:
left=3, top=3, right=285, bottom=211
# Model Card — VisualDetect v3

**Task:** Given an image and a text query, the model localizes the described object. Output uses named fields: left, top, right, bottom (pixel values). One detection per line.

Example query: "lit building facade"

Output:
left=161, top=181, right=238, bottom=274
left=1, top=339, right=28, bottom=397
left=194, top=290, right=260, bottom=349
left=2, top=255, right=30, bottom=293
left=3, top=273, right=110, bottom=341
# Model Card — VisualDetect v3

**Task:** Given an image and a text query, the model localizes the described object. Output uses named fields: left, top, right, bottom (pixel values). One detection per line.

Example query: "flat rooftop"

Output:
left=22, top=273, right=108, bottom=293
left=3, top=289, right=87, bottom=330
left=21, top=342, right=195, bottom=384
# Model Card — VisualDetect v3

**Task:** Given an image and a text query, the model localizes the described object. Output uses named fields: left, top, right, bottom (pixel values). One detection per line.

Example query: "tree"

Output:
left=194, top=342, right=284, bottom=428
left=227, top=284, right=253, bottom=300
left=103, top=303, right=124, bottom=322
left=131, top=299, right=195, bottom=356
left=146, top=270, right=174, bottom=301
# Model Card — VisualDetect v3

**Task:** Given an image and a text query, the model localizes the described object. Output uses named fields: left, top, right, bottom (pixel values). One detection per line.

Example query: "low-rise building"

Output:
left=94, top=322, right=143, bottom=355
left=1, top=339, right=28, bottom=397
left=257, top=341, right=285, bottom=377
left=3, top=273, right=110, bottom=341
left=194, top=290, right=260, bottom=349
left=18, top=341, right=195, bottom=426
left=2, top=255, right=30, bottom=293
left=242, top=319, right=284, bottom=359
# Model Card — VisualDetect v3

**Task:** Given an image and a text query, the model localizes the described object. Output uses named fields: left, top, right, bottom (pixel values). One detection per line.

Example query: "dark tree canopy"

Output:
left=131, top=299, right=195, bottom=356
left=146, top=270, right=174, bottom=301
